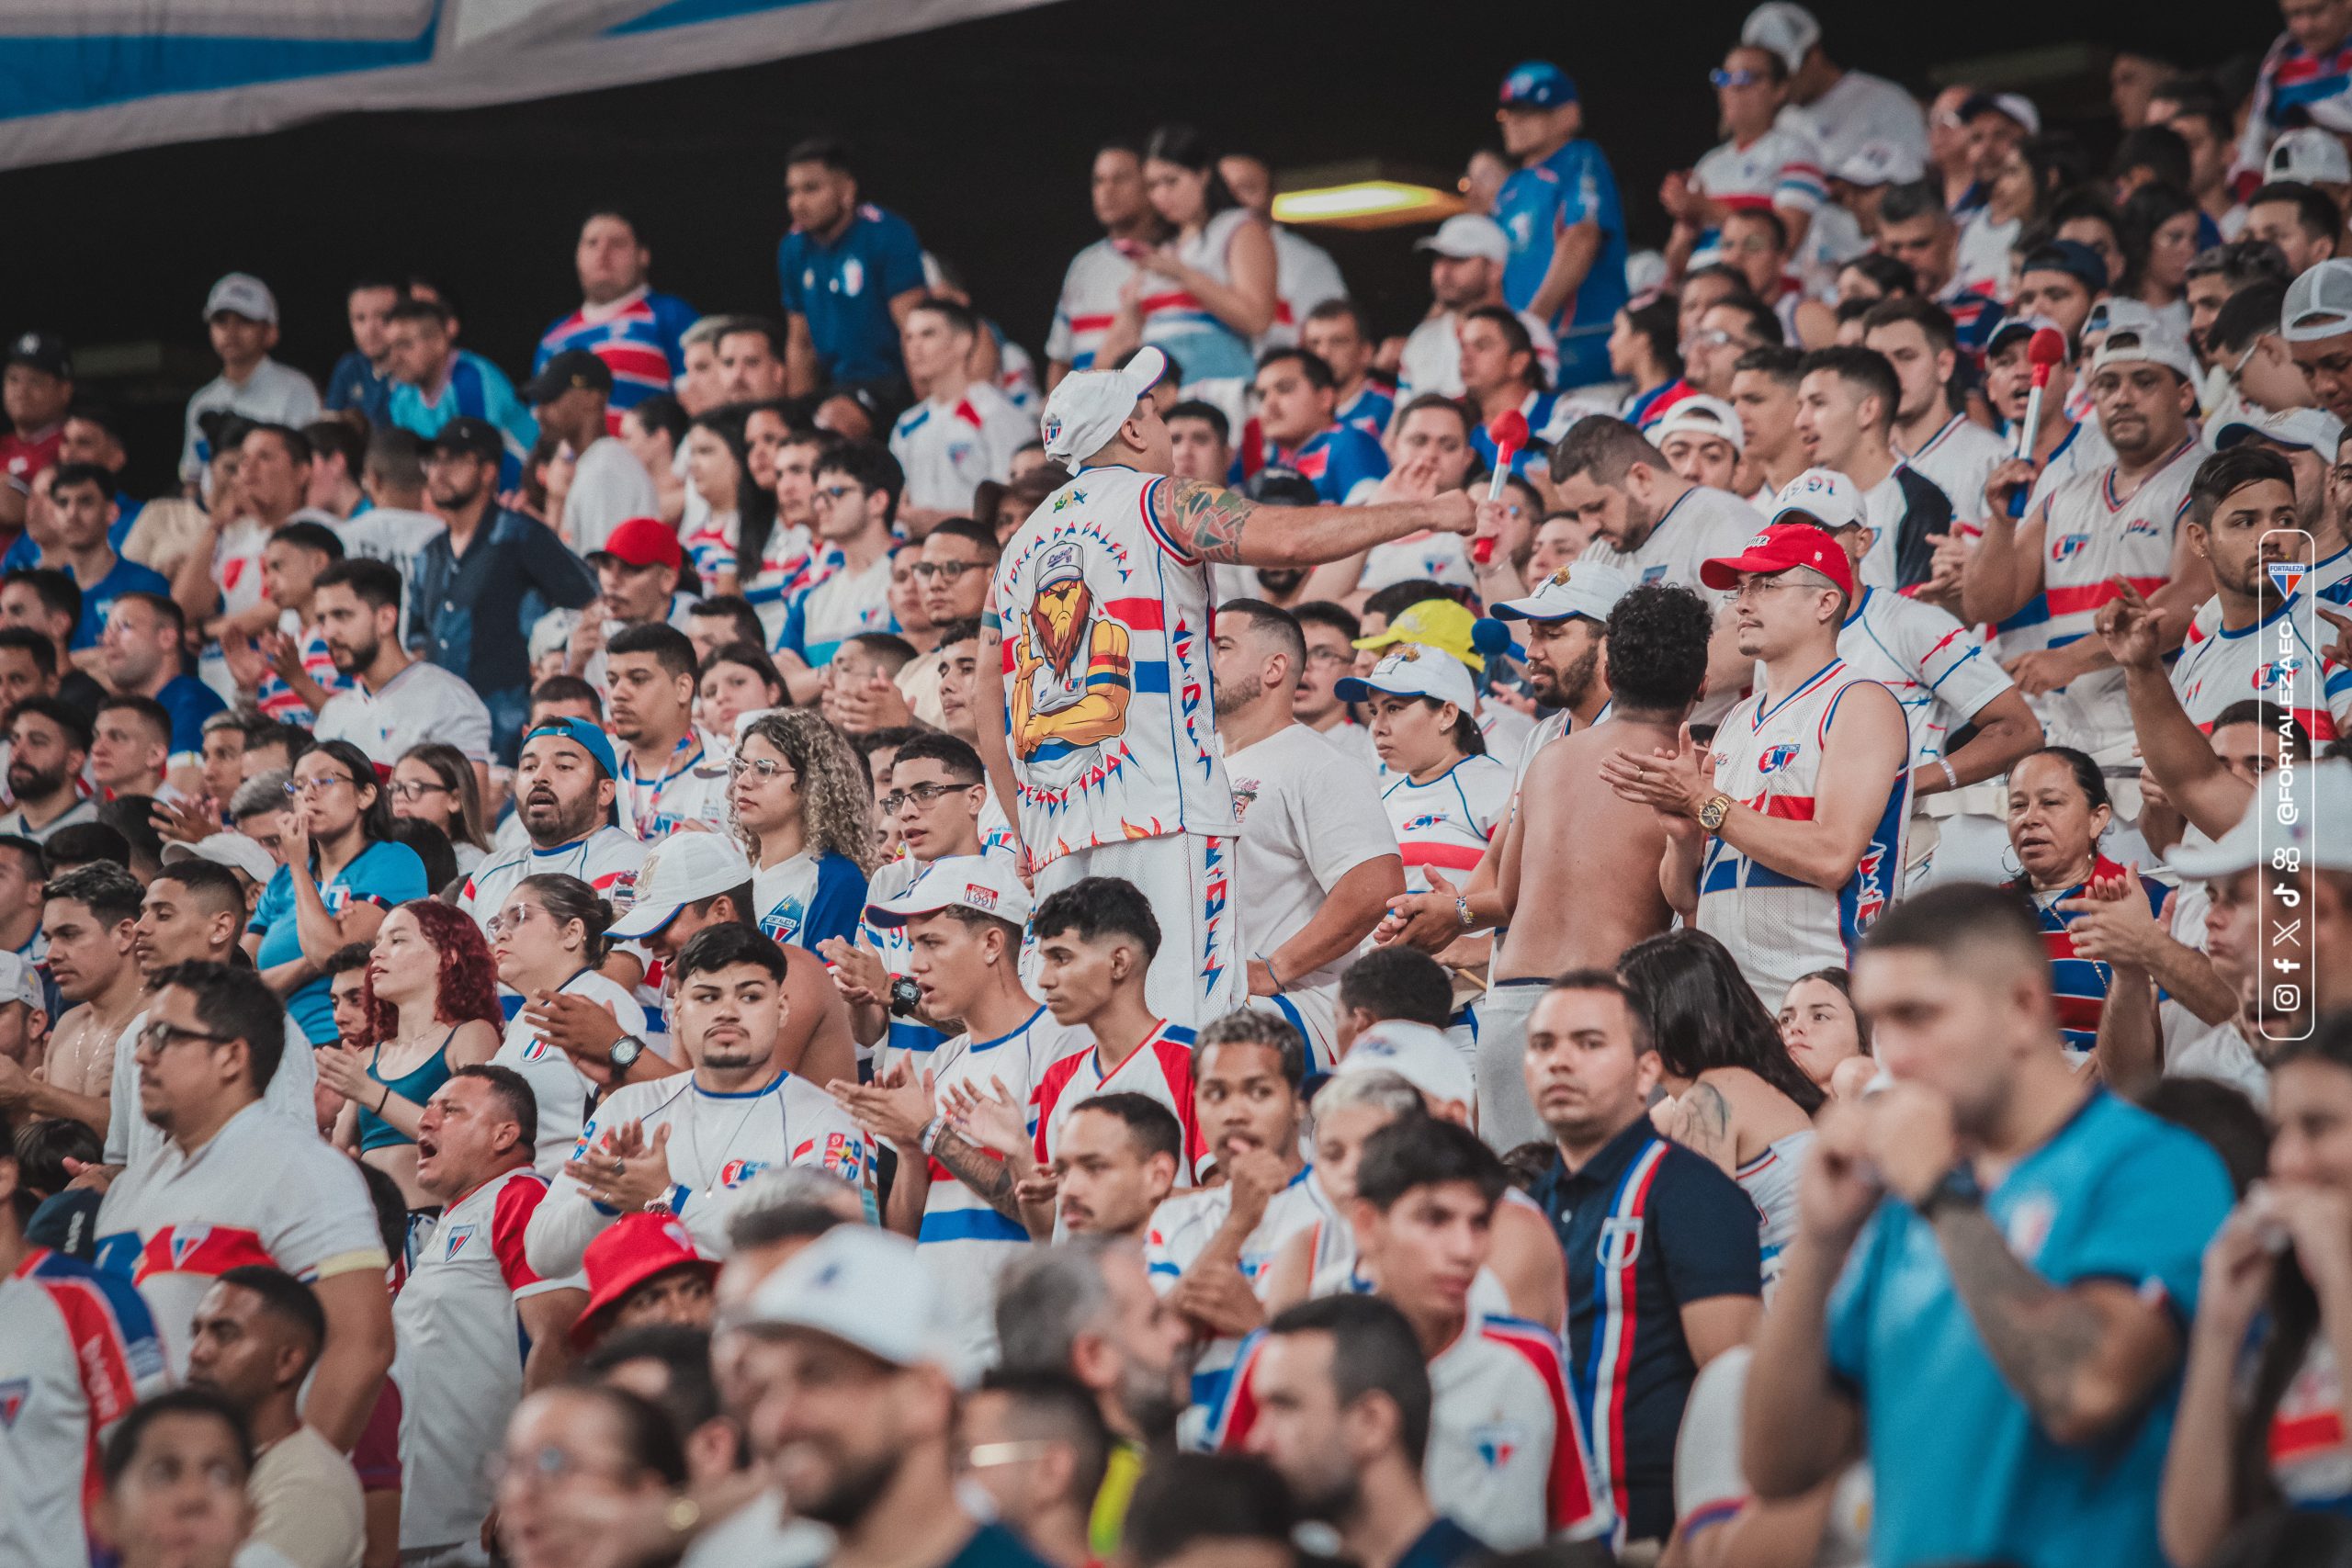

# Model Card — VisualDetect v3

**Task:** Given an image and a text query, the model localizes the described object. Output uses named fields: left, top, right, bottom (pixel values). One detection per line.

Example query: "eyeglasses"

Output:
left=136, top=1020, right=234, bottom=1056
left=387, top=779, right=452, bottom=803
left=285, top=773, right=356, bottom=798
left=1733, top=575, right=1821, bottom=602
left=818, top=483, right=860, bottom=502
left=488, top=1444, right=634, bottom=1492
left=1305, top=647, right=1354, bottom=666
left=879, top=780, right=975, bottom=814
left=965, top=1439, right=1061, bottom=1470
left=1709, top=67, right=1764, bottom=88
left=485, top=904, right=545, bottom=939
left=1691, top=329, right=1751, bottom=350
left=911, top=560, right=984, bottom=581
left=729, top=756, right=797, bottom=782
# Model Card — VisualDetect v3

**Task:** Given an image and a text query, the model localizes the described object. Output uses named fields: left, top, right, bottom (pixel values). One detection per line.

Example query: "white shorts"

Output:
left=1035, top=831, right=1247, bottom=1031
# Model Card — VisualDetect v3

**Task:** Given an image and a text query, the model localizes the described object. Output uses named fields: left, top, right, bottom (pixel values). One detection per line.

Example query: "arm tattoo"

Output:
left=1932, top=1203, right=2110, bottom=1433
left=932, top=1127, right=1028, bottom=1225
left=1679, top=1081, right=1734, bottom=1161
left=1161, top=478, right=1259, bottom=564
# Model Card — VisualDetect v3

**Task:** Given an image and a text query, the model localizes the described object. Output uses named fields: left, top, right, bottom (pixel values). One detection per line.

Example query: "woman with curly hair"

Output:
left=729, top=707, right=877, bottom=951
left=315, top=898, right=503, bottom=1213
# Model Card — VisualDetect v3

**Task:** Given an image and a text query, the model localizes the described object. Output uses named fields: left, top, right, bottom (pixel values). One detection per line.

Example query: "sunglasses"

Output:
left=1710, top=67, right=1764, bottom=88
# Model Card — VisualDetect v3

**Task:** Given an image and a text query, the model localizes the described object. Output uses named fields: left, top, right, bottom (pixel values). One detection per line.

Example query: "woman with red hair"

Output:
left=316, top=898, right=504, bottom=1215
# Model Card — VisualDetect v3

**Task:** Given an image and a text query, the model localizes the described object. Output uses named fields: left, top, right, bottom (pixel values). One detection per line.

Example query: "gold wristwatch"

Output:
left=1697, top=794, right=1733, bottom=834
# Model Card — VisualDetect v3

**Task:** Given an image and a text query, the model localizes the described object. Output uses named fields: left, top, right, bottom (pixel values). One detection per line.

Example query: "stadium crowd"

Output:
left=7, top=3, right=2352, bottom=1565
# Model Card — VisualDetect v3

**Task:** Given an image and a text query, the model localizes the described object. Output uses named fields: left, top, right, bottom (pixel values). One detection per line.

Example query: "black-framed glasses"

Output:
left=912, top=560, right=983, bottom=581
left=136, top=1020, right=234, bottom=1056
left=879, top=780, right=975, bottom=814
left=285, top=773, right=356, bottom=798
left=387, top=779, right=452, bottom=802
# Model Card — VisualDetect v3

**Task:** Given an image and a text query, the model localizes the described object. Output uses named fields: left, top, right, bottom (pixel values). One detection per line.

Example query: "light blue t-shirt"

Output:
left=251, top=840, right=430, bottom=1046
left=1494, top=138, right=1628, bottom=373
left=1826, top=1089, right=2233, bottom=1568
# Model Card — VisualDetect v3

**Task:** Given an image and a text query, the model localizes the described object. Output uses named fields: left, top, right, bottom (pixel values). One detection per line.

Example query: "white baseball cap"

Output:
left=203, top=272, right=277, bottom=325
left=2087, top=317, right=2200, bottom=387
left=0, top=950, right=40, bottom=1011
left=1740, top=2, right=1820, bottom=72
left=1415, top=214, right=1510, bottom=264
left=606, top=832, right=754, bottom=940
left=1337, top=1021, right=1476, bottom=1114
left=2269, top=128, right=2352, bottom=187
left=1334, top=643, right=1478, bottom=711
left=745, top=1224, right=960, bottom=1375
left=1652, top=393, right=1747, bottom=455
left=865, top=853, right=1033, bottom=930
left=2172, top=761, right=2352, bottom=878
left=2285, top=259, right=2352, bottom=344
left=2215, top=404, right=2346, bottom=456
left=1962, top=91, right=2042, bottom=138
left=1491, top=560, right=1635, bottom=624
left=1770, top=468, right=1869, bottom=533
left=1836, top=139, right=1926, bottom=188
left=161, top=832, right=277, bottom=886
left=1039, top=346, right=1168, bottom=467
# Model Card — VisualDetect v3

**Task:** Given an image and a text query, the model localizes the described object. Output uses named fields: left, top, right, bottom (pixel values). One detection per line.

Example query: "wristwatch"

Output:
left=1697, top=794, right=1734, bottom=834
left=889, top=976, right=923, bottom=1019
left=1917, top=1163, right=1984, bottom=1221
left=607, top=1034, right=645, bottom=1073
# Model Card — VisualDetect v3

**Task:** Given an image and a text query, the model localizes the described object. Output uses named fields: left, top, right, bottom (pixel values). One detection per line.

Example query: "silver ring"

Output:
left=613, top=1159, right=627, bottom=1179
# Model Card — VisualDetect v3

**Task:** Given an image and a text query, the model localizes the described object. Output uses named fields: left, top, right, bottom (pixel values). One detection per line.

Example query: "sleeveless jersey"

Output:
left=1735, top=1128, right=1815, bottom=1296
left=989, top=465, right=1238, bottom=869
left=1700, top=660, right=1909, bottom=1006
left=2033, top=439, right=2206, bottom=753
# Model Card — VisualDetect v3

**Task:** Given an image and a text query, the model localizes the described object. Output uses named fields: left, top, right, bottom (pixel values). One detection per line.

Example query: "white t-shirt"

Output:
left=2164, top=1006, right=2270, bottom=1107
left=564, top=436, right=660, bottom=556
left=1148, top=1168, right=1332, bottom=1432
left=1691, top=127, right=1827, bottom=218
left=1396, top=310, right=1559, bottom=403
left=1897, top=413, right=2010, bottom=532
left=313, top=660, right=495, bottom=765
left=1674, top=1346, right=1872, bottom=1568
left=1379, top=755, right=1512, bottom=894
left=491, top=970, right=650, bottom=1175
left=1046, top=237, right=1136, bottom=373
left=332, top=506, right=446, bottom=567
left=1829, top=586, right=2014, bottom=772
left=181, top=359, right=322, bottom=482
left=1781, top=69, right=1928, bottom=172
left=393, top=1166, right=580, bottom=1551
left=1476, top=701, right=1536, bottom=774
left=616, top=728, right=733, bottom=840
left=889, top=381, right=1034, bottom=513
left=93, top=1101, right=388, bottom=1376
left=1261, top=224, right=1350, bottom=352
left=104, top=1007, right=319, bottom=1168
left=1358, top=530, right=1477, bottom=594
left=1225, top=724, right=1396, bottom=995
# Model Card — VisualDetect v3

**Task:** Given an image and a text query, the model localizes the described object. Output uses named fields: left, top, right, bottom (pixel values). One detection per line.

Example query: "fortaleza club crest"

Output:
left=1758, top=741, right=1801, bottom=773
left=2270, top=561, right=2309, bottom=599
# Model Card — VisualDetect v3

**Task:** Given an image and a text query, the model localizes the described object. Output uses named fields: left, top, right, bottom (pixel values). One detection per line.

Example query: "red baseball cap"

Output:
left=1699, top=522, right=1854, bottom=600
left=592, top=517, right=684, bottom=571
left=572, top=1212, right=718, bottom=1347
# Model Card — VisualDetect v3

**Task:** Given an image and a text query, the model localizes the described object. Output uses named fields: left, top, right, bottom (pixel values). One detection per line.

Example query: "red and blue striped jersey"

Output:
left=535, top=285, right=697, bottom=418
left=2027, top=854, right=2169, bottom=1058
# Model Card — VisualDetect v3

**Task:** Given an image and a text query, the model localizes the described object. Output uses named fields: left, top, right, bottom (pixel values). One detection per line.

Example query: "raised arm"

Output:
left=1961, top=462, right=2047, bottom=626
left=2099, top=583, right=2252, bottom=840
left=1156, top=476, right=1477, bottom=570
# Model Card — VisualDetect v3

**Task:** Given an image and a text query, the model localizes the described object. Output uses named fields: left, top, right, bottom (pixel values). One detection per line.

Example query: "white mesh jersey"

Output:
left=393, top=1167, right=579, bottom=1552
left=1736, top=1127, right=1815, bottom=1296
left=1578, top=487, right=1758, bottom=723
left=1146, top=1166, right=1333, bottom=1422
left=2168, top=597, right=2352, bottom=744
left=1897, top=412, right=2010, bottom=530
left=1700, top=660, right=1911, bottom=1006
left=988, top=465, right=1238, bottom=868
left=2031, top=438, right=2207, bottom=754
left=525, top=1067, right=870, bottom=1276
left=0, top=1248, right=169, bottom=1568
left=1830, top=586, right=2014, bottom=769
left=93, top=1102, right=389, bottom=1376
left=889, top=381, right=1035, bottom=513
left=491, top=970, right=650, bottom=1176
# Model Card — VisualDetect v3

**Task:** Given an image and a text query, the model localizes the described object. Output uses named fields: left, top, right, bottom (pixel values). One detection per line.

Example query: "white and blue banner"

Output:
left=0, top=0, right=1057, bottom=171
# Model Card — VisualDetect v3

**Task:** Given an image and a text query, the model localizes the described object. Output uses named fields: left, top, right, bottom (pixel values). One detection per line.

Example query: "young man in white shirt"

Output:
left=179, top=274, right=322, bottom=490
left=1046, top=141, right=1163, bottom=388
left=774, top=441, right=903, bottom=701
left=1864, top=298, right=2009, bottom=536
left=309, top=558, right=493, bottom=782
left=891, top=298, right=1034, bottom=528
left=1793, top=344, right=1954, bottom=593
left=1211, top=600, right=1403, bottom=1069
left=605, top=622, right=730, bottom=840
left=1396, top=217, right=1559, bottom=403
left=526, top=350, right=658, bottom=556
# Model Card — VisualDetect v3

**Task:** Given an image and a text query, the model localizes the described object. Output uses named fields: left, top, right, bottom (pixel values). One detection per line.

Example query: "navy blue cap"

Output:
left=522, top=717, right=620, bottom=781
left=2018, top=238, right=2109, bottom=294
left=1499, top=61, right=1577, bottom=108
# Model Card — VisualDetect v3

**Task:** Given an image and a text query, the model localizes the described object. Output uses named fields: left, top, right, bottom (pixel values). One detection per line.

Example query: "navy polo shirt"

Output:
left=1531, top=1117, right=1761, bottom=1544
left=775, top=202, right=926, bottom=387
left=1395, top=1517, right=1487, bottom=1568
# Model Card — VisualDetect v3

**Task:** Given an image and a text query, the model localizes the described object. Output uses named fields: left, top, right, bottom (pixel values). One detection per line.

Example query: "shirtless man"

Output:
left=1476, top=584, right=1717, bottom=1149
left=14, top=863, right=144, bottom=1136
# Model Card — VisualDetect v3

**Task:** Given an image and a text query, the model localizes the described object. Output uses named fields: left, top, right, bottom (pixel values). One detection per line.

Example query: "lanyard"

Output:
left=621, top=734, right=702, bottom=835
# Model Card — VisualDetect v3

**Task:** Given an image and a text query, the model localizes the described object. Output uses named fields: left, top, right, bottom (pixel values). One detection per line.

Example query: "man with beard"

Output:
left=308, top=558, right=494, bottom=784
left=737, top=1225, right=1051, bottom=1567
left=1052, top=1095, right=1182, bottom=1239
left=0, top=694, right=95, bottom=841
left=1210, top=600, right=1401, bottom=1069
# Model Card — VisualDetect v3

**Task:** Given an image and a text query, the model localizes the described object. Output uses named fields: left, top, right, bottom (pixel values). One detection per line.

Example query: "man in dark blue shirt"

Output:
left=1524, top=968, right=1762, bottom=1551
left=775, top=136, right=928, bottom=397
left=323, top=276, right=401, bottom=429
left=408, top=418, right=598, bottom=761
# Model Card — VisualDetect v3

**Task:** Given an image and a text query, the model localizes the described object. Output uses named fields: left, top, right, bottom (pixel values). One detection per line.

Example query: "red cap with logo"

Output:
left=572, top=1211, right=718, bottom=1347
left=1698, top=522, right=1854, bottom=600
left=593, top=517, right=684, bottom=571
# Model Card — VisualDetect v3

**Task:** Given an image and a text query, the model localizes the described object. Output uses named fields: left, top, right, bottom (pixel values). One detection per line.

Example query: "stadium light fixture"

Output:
left=1270, top=163, right=1464, bottom=230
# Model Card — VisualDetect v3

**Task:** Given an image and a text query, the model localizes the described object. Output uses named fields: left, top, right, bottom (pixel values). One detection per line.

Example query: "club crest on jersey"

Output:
left=1472, top=1421, right=1528, bottom=1471
left=1757, top=741, right=1801, bottom=773
left=2272, top=562, right=2310, bottom=599
left=442, top=1224, right=478, bottom=1260
left=1642, top=565, right=1668, bottom=583
left=520, top=1038, right=552, bottom=1062
left=718, top=1159, right=767, bottom=1189
left=840, top=257, right=865, bottom=297
left=168, top=1225, right=213, bottom=1269
left=2123, top=515, right=2163, bottom=539
left=2052, top=534, right=2089, bottom=561
left=1597, top=1216, right=1645, bottom=1269
left=2256, top=658, right=2305, bottom=692
left=1402, top=812, right=1448, bottom=832
left=0, top=1377, right=28, bottom=1429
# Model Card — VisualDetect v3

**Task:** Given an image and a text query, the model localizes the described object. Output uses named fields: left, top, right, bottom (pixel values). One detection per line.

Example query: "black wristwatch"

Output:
left=1917, top=1162, right=1984, bottom=1221
left=607, top=1034, right=645, bottom=1073
left=889, top=976, right=923, bottom=1019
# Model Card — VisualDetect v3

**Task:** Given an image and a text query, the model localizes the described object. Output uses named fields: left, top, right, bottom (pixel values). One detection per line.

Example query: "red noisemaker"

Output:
left=1476, top=409, right=1530, bottom=564
left=2016, top=328, right=2065, bottom=459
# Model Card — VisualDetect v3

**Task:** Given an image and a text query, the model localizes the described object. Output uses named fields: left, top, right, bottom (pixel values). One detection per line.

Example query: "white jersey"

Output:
left=889, top=381, right=1034, bottom=513
left=1897, top=413, right=2009, bottom=531
left=1830, top=586, right=2014, bottom=771
left=1396, top=310, right=1559, bottom=403
left=911, top=1004, right=1064, bottom=1368
left=744, top=522, right=821, bottom=645
left=566, top=437, right=661, bottom=555
left=1261, top=224, right=1349, bottom=352
left=1148, top=1168, right=1332, bottom=1425
left=779, top=549, right=893, bottom=670
left=93, top=1102, right=388, bottom=1376
left=1736, top=1127, right=1815, bottom=1295
left=616, top=728, right=732, bottom=840
left=1477, top=701, right=1536, bottom=774
left=458, top=827, right=647, bottom=933
left=1701, top=660, right=1910, bottom=1006
left=313, top=660, right=496, bottom=765
left=1046, top=237, right=1136, bottom=373
left=1360, top=529, right=1478, bottom=594
left=180, top=358, right=322, bottom=482
left=1577, top=484, right=1758, bottom=598
left=0, top=795, right=97, bottom=843
left=1691, top=127, right=1827, bottom=218
left=0, top=1248, right=170, bottom=1568
left=2165, top=1007, right=2270, bottom=1107
left=1031, top=1021, right=1211, bottom=1184
left=2033, top=438, right=2207, bottom=754
left=491, top=969, right=649, bottom=1175
left=2169, top=597, right=2351, bottom=744
left=1781, top=69, right=1928, bottom=172
left=525, top=1067, right=871, bottom=1275
left=104, top=1007, right=319, bottom=1168
left=394, top=1166, right=579, bottom=1551
left=989, top=465, right=1238, bottom=869
left=1311, top=718, right=1383, bottom=773
left=1380, top=754, right=1511, bottom=894
left=861, top=846, right=1023, bottom=1067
